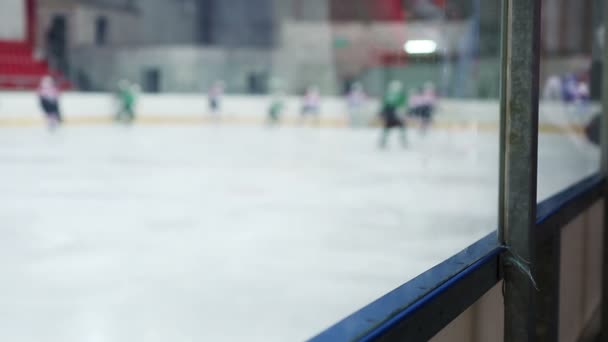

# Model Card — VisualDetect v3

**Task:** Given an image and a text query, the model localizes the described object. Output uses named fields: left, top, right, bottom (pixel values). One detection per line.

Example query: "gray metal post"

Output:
left=601, top=0, right=608, bottom=337
left=499, top=0, right=542, bottom=341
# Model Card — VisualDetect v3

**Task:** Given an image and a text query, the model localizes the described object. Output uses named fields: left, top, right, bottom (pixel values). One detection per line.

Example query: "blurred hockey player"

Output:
left=574, top=80, right=590, bottom=115
left=346, top=82, right=367, bottom=127
left=418, top=82, right=438, bottom=134
left=115, top=80, right=136, bottom=124
left=267, top=77, right=286, bottom=125
left=208, top=80, right=225, bottom=116
left=268, top=91, right=286, bottom=125
left=379, top=80, right=407, bottom=148
left=543, top=75, right=562, bottom=100
left=561, top=73, right=578, bottom=103
left=408, top=83, right=437, bottom=134
left=37, top=75, right=62, bottom=130
left=300, top=85, right=321, bottom=125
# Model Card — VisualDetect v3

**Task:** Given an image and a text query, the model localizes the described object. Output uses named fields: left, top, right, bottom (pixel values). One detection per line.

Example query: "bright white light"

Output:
left=403, top=40, right=438, bottom=54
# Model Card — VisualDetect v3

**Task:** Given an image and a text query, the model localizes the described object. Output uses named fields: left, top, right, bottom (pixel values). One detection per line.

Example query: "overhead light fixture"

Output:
left=403, top=40, right=437, bottom=54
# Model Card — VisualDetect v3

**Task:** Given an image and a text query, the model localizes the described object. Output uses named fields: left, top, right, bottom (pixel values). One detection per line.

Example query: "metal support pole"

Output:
left=499, top=0, right=542, bottom=341
left=600, top=0, right=608, bottom=337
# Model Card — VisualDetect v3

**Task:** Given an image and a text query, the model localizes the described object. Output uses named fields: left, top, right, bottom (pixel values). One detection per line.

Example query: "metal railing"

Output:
left=310, top=174, right=603, bottom=341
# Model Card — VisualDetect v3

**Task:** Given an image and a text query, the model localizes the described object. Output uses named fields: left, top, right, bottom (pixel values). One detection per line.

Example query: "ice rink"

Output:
left=0, top=123, right=599, bottom=341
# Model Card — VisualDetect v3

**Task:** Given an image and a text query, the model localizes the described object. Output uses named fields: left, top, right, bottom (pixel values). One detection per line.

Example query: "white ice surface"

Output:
left=0, top=125, right=599, bottom=342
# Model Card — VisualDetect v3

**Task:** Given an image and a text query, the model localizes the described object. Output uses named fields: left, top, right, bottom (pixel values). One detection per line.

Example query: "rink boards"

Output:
left=0, top=92, right=598, bottom=134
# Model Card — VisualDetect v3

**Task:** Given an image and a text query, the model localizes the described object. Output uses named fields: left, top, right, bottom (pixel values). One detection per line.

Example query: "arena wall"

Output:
left=0, top=0, right=26, bottom=41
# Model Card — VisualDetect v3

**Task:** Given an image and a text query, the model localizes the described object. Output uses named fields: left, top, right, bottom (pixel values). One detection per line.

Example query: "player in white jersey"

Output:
left=300, top=85, right=321, bottom=125
left=346, top=82, right=367, bottom=127
left=208, top=80, right=225, bottom=116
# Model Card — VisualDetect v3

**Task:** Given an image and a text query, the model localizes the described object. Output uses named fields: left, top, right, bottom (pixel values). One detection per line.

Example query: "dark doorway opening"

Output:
left=95, top=16, right=108, bottom=46
left=143, top=68, right=161, bottom=93
left=46, top=15, right=68, bottom=74
left=247, top=71, right=268, bottom=94
left=199, top=0, right=215, bottom=45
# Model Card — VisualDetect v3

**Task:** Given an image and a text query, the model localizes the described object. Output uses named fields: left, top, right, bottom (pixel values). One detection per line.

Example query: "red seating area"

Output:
left=0, top=41, right=70, bottom=90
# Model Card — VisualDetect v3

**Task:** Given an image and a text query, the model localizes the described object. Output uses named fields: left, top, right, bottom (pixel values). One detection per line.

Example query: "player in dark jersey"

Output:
left=37, top=76, right=62, bottom=130
left=379, top=80, right=407, bottom=148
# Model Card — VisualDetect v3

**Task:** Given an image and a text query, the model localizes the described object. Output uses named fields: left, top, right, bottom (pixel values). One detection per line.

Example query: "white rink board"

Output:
left=0, top=92, right=599, bottom=127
